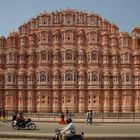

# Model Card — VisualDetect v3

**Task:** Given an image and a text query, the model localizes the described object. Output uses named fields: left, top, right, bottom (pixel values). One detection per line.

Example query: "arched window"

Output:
left=8, top=75, right=12, bottom=82
left=54, top=75, right=59, bottom=81
left=40, top=73, right=46, bottom=82
left=126, top=74, right=130, bottom=82
left=19, top=74, right=25, bottom=82
left=78, top=54, right=84, bottom=61
left=92, top=73, right=98, bottom=82
left=42, top=32, right=47, bottom=41
left=65, top=50, right=73, bottom=60
left=79, top=75, right=84, bottom=81
left=65, top=15, right=73, bottom=25
left=65, top=30, right=73, bottom=43
left=65, top=73, right=73, bottom=81
left=41, top=51, right=46, bottom=60
left=28, top=74, right=34, bottom=82
left=91, top=34, right=97, bottom=43
left=91, top=51, right=98, bottom=60
left=124, top=53, right=131, bottom=63
left=21, top=37, right=27, bottom=47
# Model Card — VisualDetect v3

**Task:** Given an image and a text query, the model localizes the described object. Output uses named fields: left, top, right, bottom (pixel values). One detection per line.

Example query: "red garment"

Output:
left=59, top=118, right=65, bottom=124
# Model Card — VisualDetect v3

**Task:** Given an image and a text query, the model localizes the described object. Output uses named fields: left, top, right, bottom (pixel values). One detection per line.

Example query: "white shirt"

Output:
left=60, top=122, right=76, bottom=134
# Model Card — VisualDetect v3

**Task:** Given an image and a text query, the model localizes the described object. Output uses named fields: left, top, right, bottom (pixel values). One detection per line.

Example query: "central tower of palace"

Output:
left=0, top=8, right=140, bottom=113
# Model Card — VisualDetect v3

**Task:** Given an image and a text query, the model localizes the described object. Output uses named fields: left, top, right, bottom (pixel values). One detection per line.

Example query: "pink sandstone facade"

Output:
left=0, top=8, right=140, bottom=113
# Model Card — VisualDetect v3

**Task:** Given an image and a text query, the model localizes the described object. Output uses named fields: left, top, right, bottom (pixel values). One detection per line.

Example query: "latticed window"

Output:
left=65, top=51, right=73, bottom=60
left=91, top=52, right=97, bottom=60
left=41, top=52, right=46, bottom=60
left=19, top=75, right=25, bottom=82
left=8, top=75, right=11, bottom=82
left=40, top=74, right=46, bottom=82
left=79, top=76, right=84, bottom=81
left=28, top=75, right=34, bottom=82
left=126, top=75, right=130, bottom=82
left=54, top=75, right=59, bottom=81
left=42, top=33, right=46, bottom=41
left=92, top=73, right=98, bottom=82
left=65, top=73, right=73, bottom=81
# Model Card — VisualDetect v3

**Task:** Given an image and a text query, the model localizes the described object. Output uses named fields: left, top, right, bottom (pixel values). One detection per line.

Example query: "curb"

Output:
left=0, top=132, right=140, bottom=140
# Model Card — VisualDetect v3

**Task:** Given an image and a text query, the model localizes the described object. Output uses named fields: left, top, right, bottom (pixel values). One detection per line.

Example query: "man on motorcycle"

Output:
left=16, top=112, right=25, bottom=127
left=60, top=118, right=76, bottom=134
left=59, top=118, right=77, bottom=140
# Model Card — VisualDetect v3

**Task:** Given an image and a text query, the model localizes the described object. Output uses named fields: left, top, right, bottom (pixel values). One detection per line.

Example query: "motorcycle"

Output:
left=12, top=118, right=36, bottom=130
left=53, top=128, right=84, bottom=140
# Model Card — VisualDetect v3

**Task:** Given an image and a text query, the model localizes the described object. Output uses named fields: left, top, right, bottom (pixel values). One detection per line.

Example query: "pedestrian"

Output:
left=65, top=108, right=70, bottom=123
left=86, top=110, right=89, bottom=125
left=12, top=112, right=17, bottom=121
left=59, top=112, right=65, bottom=125
left=66, top=108, right=69, bottom=115
left=1, top=108, right=6, bottom=122
left=89, top=110, right=93, bottom=125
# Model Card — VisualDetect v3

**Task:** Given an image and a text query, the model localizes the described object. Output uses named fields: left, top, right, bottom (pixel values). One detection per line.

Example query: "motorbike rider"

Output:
left=16, top=112, right=25, bottom=126
left=12, top=112, right=17, bottom=121
left=60, top=118, right=76, bottom=139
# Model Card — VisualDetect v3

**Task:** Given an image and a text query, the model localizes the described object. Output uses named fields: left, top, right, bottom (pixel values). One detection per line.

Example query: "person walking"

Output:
left=66, top=108, right=69, bottom=115
left=89, top=110, right=93, bottom=125
left=86, top=110, right=90, bottom=125
left=1, top=108, right=6, bottom=122
left=59, top=112, right=65, bottom=125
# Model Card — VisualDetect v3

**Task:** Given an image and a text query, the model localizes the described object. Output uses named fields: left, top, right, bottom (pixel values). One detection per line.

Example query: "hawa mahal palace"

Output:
left=0, top=8, right=140, bottom=113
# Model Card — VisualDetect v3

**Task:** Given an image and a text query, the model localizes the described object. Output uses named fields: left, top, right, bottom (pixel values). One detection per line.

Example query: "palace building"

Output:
left=0, top=8, right=140, bottom=113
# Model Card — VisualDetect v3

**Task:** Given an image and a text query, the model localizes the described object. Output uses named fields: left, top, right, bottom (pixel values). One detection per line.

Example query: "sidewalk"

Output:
left=5, top=115, right=140, bottom=125
left=29, top=117, right=140, bottom=123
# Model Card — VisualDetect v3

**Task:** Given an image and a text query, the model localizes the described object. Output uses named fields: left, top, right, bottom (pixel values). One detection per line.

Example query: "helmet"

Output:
left=67, top=118, right=72, bottom=124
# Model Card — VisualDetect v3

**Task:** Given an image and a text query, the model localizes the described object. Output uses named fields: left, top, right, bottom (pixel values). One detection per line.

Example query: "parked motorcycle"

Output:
left=12, top=118, right=36, bottom=130
left=53, top=128, right=84, bottom=140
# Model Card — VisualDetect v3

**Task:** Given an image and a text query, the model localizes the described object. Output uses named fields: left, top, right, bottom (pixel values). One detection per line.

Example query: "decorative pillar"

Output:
left=122, top=90, right=133, bottom=112
left=103, top=90, right=110, bottom=112
left=18, top=90, right=26, bottom=112
left=135, top=90, right=140, bottom=112
left=27, top=90, right=36, bottom=112
left=78, top=90, right=86, bottom=112
left=53, top=90, right=61, bottom=112
left=113, top=90, right=120, bottom=112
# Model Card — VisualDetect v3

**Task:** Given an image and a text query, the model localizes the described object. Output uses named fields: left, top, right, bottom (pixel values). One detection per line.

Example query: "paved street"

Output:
left=0, top=121, right=140, bottom=139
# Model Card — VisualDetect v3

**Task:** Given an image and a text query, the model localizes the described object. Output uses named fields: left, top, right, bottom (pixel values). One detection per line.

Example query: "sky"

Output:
left=0, top=0, right=140, bottom=37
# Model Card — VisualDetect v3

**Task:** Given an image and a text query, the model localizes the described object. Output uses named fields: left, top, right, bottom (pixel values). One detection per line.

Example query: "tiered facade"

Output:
left=0, top=9, right=140, bottom=113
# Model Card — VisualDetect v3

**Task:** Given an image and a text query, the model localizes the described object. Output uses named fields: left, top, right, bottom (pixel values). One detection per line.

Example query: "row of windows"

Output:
left=0, top=74, right=140, bottom=83
left=0, top=53, right=138, bottom=63
left=5, top=35, right=128, bottom=47
left=2, top=32, right=132, bottom=48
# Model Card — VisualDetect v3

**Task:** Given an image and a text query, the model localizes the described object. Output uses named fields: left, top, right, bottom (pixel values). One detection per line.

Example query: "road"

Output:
left=0, top=121, right=140, bottom=134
